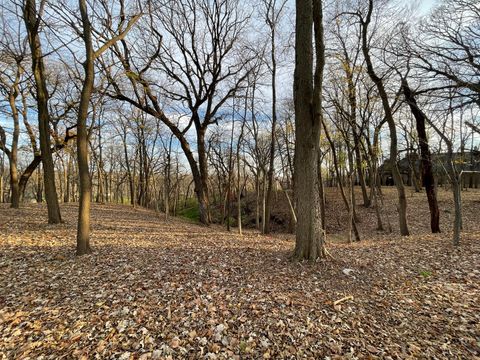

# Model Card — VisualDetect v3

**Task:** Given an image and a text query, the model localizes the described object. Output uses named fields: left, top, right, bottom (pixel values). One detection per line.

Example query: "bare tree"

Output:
left=23, top=0, right=62, bottom=223
left=293, top=0, right=326, bottom=260
left=103, top=0, right=255, bottom=224
left=412, top=0, right=480, bottom=107
left=328, top=11, right=370, bottom=208
left=261, top=0, right=288, bottom=234
left=73, top=0, right=141, bottom=255
left=425, top=97, right=464, bottom=245
left=401, top=76, right=441, bottom=233
left=357, top=0, right=410, bottom=235
left=0, top=28, right=27, bottom=208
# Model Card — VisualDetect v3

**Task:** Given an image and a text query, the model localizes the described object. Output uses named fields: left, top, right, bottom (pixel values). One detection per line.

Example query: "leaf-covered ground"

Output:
left=1, top=194, right=479, bottom=359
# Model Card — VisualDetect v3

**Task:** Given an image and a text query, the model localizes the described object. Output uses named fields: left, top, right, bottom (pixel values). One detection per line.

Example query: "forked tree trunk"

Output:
left=293, top=0, right=325, bottom=261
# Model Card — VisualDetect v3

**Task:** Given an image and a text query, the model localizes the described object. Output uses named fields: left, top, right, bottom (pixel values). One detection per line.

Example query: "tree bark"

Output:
left=293, top=0, right=325, bottom=261
left=402, top=79, right=440, bottom=233
left=36, top=164, right=43, bottom=203
left=76, top=0, right=95, bottom=256
left=196, top=126, right=211, bottom=224
left=24, top=0, right=62, bottom=224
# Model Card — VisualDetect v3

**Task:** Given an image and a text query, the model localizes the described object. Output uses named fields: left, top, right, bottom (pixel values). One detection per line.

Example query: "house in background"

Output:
left=379, top=150, right=480, bottom=188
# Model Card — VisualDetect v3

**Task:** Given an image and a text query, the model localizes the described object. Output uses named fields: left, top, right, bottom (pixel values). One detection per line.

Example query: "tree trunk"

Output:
left=18, top=155, right=41, bottom=200
left=264, top=23, right=278, bottom=235
left=0, top=172, right=3, bottom=203
left=97, top=149, right=104, bottom=203
left=343, top=45, right=370, bottom=208
left=261, top=170, right=267, bottom=231
left=237, top=95, right=247, bottom=235
left=361, top=0, right=408, bottom=236
left=366, top=122, right=387, bottom=231
left=402, top=79, right=440, bottom=233
left=293, top=0, right=325, bottom=261
left=196, top=126, right=211, bottom=224
left=36, top=165, right=43, bottom=203
left=164, top=138, right=172, bottom=220
left=452, top=174, right=461, bottom=246
left=64, top=154, right=71, bottom=203
left=347, top=150, right=360, bottom=241
left=255, top=171, right=260, bottom=229
left=8, top=90, right=20, bottom=209
left=236, top=151, right=243, bottom=235
left=354, top=137, right=370, bottom=207
left=372, top=183, right=384, bottom=231
left=9, top=156, right=20, bottom=208
left=24, top=0, right=62, bottom=224
left=76, top=0, right=95, bottom=256
left=226, top=105, right=236, bottom=231
left=0, top=165, right=3, bottom=203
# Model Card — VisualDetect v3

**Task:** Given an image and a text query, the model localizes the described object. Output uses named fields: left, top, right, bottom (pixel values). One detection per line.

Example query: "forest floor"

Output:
left=0, top=188, right=479, bottom=359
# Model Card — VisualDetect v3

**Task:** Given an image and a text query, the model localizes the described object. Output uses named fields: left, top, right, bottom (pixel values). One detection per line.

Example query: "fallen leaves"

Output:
left=0, top=199, right=479, bottom=358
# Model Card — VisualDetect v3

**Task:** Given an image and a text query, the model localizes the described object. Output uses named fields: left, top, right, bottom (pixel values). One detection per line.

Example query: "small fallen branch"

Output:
left=333, top=295, right=354, bottom=307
